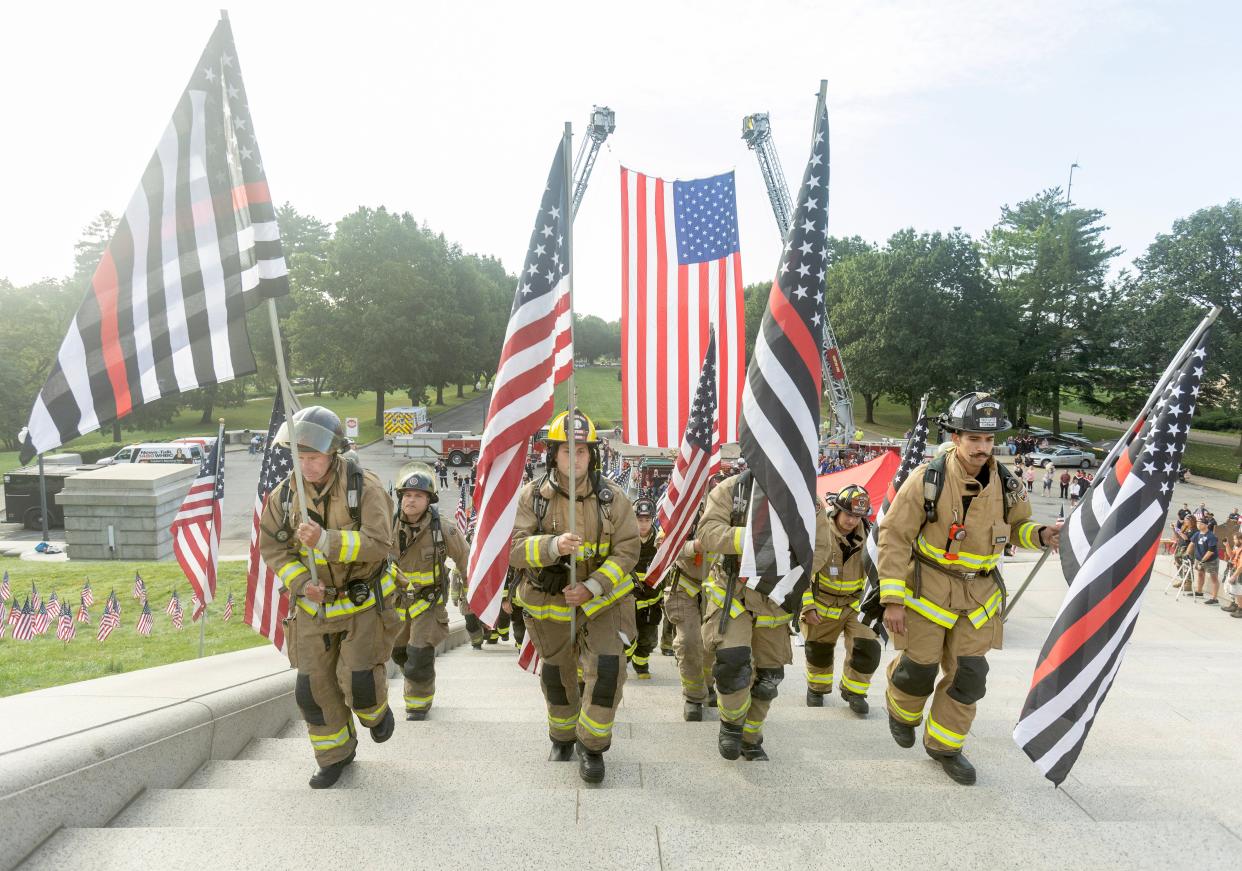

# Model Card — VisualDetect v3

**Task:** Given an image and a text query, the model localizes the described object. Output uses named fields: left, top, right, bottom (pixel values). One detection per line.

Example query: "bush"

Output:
left=1192, top=408, right=1242, bottom=432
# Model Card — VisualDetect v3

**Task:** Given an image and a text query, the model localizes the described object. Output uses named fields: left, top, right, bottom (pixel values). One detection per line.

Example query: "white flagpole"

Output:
left=561, top=122, right=580, bottom=641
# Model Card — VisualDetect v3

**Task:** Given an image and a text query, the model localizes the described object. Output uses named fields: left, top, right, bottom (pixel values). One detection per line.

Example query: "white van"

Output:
left=131, top=443, right=202, bottom=465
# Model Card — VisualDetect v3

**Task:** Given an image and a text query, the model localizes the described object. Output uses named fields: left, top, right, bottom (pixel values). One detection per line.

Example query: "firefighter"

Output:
left=878, top=392, right=1060, bottom=785
left=389, top=462, right=469, bottom=720
left=510, top=410, right=640, bottom=785
left=259, top=405, right=398, bottom=789
left=626, top=498, right=662, bottom=679
left=698, top=471, right=830, bottom=760
left=802, top=485, right=881, bottom=715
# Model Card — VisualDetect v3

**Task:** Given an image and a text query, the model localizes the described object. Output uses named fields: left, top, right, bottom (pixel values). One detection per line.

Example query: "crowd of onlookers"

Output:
left=817, top=446, right=889, bottom=474
left=1171, top=502, right=1242, bottom=618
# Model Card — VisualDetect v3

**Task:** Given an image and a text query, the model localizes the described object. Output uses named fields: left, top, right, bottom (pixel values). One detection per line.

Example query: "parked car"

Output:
left=1029, top=446, right=1095, bottom=469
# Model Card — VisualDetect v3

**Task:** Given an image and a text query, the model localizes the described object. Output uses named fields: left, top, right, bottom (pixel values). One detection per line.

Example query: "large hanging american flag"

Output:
left=858, top=397, right=930, bottom=639
left=643, top=332, right=719, bottom=590
left=171, top=435, right=226, bottom=612
left=245, top=392, right=296, bottom=651
left=19, top=17, right=288, bottom=464
left=620, top=168, right=744, bottom=449
left=1014, top=313, right=1216, bottom=785
left=467, top=135, right=573, bottom=628
left=737, top=84, right=830, bottom=612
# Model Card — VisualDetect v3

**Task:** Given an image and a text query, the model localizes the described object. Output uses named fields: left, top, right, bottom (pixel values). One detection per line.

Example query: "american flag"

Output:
left=166, top=590, right=181, bottom=616
left=108, top=589, right=121, bottom=619
left=97, top=599, right=121, bottom=642
left=1014, top=315, right=1216, bottom=785
left=77, top=597, right=91, bottom=624
left=620, top=168, right=744, bottom=449
left=737, top=85, right=830, bottom=612
left=18, top=17, right=288, bottom=464
left=466, top=134, right=573, bottom=628
left=858, top=398, right=930, bottom=639
left=517, top=634, right=542, bottom=675
left=643, top=333, right=719, bottom=590
left=137, top=599, right=154, bottom=637
left=30, top=584, right=42, bottom=611
left=0, top=570, right=9, bottom=601
left=13, top=599, right=35, bottom=642
left=172, top=435, right=225, bottom=614
left=32, top=601, right=52, bottom=636
left=56, top=601, right=76, bottom=643
left=171, top=595, right=185, bottom=631
left=222, top=592, right=234, bottom=622
left=81, top=580, right=94, bottom=607
left=7, top=597, right=20, bottom=627
left=455, top=484, right=470, bottom=537
left=246, top=392, right=295, bottom=651
left=132, top=572, right=147, bottom=601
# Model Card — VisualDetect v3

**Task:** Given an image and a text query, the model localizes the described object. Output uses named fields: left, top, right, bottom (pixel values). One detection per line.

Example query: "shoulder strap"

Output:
left=532, top=486, right=550, bottom=534
left=730, top=471, right=753, bottom=526
left=345, top=459, right=364, bottom=526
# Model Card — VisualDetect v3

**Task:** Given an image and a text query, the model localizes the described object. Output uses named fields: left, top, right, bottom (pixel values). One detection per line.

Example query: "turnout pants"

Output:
left=702, top=587, right=792, bottom=746
left=885, top=567, right=1002, bottom=754
left=665, top=583, right=715, bottom=702
left=628, top=597, right=662, bottom=671
left=392, top=597, right=449, bottom=714
left=287, top=603, right=393, bottom=766
left=802, top=605, right=880, bottom=697
left=519, top=581, right=632, bottom=753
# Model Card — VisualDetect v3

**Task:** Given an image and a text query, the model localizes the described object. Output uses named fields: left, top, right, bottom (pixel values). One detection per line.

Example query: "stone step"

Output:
left=21, top=821, right=1239, bottom=871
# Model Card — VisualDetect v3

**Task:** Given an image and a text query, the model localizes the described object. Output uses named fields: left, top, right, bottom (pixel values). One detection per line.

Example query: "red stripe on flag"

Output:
left=1114, top=444, right=1134, bottom=487
left=231, top=181, right=272, bottom=212
left=91, top=249, right=133, bottom=418
left=1029, top=540, right=1158, bottom=689
left=655, top=178, right=669, bottom=445
left=767, top=280, right=821, bottom=380
left=636, top=177, right=649, bottom=443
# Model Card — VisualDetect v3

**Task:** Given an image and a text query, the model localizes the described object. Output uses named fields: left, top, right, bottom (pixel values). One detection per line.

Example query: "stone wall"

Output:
left=56, top=464, right=198, bottom=560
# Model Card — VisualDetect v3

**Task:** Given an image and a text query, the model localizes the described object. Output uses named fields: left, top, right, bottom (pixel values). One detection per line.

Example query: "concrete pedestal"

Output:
left=56, top=464, right=198, bottom=560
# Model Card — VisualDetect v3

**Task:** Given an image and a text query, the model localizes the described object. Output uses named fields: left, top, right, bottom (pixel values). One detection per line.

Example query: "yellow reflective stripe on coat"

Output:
left=967, top=588, right=1003, bottom=628
left=296, top=568, right=398, bottom=618
left=523, top=535, right=553, bottom=568
left=635, top=596, right=661, bottom=610
left=677, top=576, right=703, bottom=597
left=523, top=600, right=574, bottom=622
left=926, top=715, right=966, bottom=749
left=1016, top=521, right=1042, bottom=550
left=577, top=710, right=613, bottom=738
left=731, top=528, right=745, bottom=553
left=581, top=577, right=635, bottom=617
left=404, top=571, right=436, bottom=585
left=594, top=558, right=626, bottom=589
left=915, top=536, right=1000, bottom=571
left=338, top=531, right=361, bottom=563
left=308, top=722, right=352, bottom=750
left=400, top=598, right=432, bottom=622
left=816, top=574, right=865, bottom=594
left=887, top=691, right=923, bottom=723
left=297, top=546, right=330, bottom=566
left=878, top=578, right=908, bottom=600
left=755, top=612, right=793, bottom=628
left=903, top=594, right=959, bottom=629
left=276, top=561, right=309, bottom=589
left=703, top=580, right=745, bottom=619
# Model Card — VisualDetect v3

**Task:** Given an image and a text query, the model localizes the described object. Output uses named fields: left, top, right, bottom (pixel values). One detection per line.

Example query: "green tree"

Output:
left=574, top=314, right=611, bottom=365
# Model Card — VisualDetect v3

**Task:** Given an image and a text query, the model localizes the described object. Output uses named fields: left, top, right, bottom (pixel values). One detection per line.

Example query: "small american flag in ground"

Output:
left=621, top=168, right=744, bottom=449
left=77, top=597, right=91, bottom=624
left=96, top=600, right=120, bottom=642
left=858, top=397, right=930, bottom=639
left=455, top=484, right=470, bottom=537
left=81, top=581, right=94, bottom=607
left=171, top=596, right=185, bottom=631
left=246, top=392, right=295, bottom=651
left=137, top=599, right=153, bottom=637
left=172, top=435, right=225, bottom=613
left=18, top=16, right=288, bottom=463
left=7, top=598, right=19, bottom=627
left=56, top=602, right=76, bottom=643
left=30, top=584, right=42, bottom=611
left=133, top=572, right=146, bottom=600
left=1014, top=314, right=1216, bottom=785
left=1, top=571, right=9, bottom=601
left=737, top=86, right=830, bottom=612
left=48, top=591, right=59, bottom=609
left=13, top=599, right=35, bottom=641
left=166, top=591, right=181, bottom=616
left=466, top=134, right=573, bottom=628
left=32, top=602, right=52, bottom=636
left=222, top=592, right=234, bottom=622
left=644, top=332, right=719, bottom=590
left=517, top=634, right=542, bottom=675
left=108, top=590, right=121, bottom=619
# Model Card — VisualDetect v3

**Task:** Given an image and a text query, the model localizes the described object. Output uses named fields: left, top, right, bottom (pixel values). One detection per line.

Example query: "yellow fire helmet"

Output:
left=546, top=409, right=598, bottom=445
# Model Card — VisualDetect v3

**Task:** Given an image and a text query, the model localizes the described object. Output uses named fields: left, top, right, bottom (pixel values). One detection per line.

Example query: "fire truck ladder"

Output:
left=741, top=111, right=855, bottom=443
left=572, top=105, right=616, bottom=217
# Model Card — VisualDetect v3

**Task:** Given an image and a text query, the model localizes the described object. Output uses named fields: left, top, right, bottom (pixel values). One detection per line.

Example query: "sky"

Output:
left=2, top=0, right=1240, bottom=319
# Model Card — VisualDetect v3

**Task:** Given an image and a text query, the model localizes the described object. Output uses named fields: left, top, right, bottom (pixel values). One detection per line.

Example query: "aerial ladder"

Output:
left=741, top=111, right=856, bottom=444
left=571, top=105, right=616, bottom=217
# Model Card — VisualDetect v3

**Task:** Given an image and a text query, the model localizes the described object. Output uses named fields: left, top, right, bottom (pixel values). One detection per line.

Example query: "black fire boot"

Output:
left=927, top=746, right=977, bottom=785
left=406, top=709, right=428, bottom=722
left=841, top=690, right=870, bottom=716
left=706, top=686, right=718, bottom=708
left=548, top=739, right=575, bottom=762
left=718, top=721, right=743, bottom=760
left=888, top=716, right=916, bottom=748
left=806, top=689, right=825, bottom=707
left=370, top=708, right=395, bottom=742
left=576, top=741, right=605, bottom=784
left=308, top=750, right=355, bottom=789
left=684, top=701, right=704, bottom=722
left=741, top=740, right=769, bottom=762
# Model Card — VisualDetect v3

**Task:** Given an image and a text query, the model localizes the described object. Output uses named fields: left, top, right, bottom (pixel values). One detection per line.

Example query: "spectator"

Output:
left=1006, top=436, right=1016, bottom=456
left=1177, top=503, right=1191, bottom=523
left=1193, top=502, right=1208, bottom=520
left=1069, top=475, right=1082, bottom=508
left=1076, top=417, right=1084, bottom=433
left=1172, top=514, right=1196, bottom=580
left=1059, top=470, right=1071, bottom=500
left=1223, top=532, right=1242, bottom=617
left=1042, top=464, right=1054, bottom=495
left=1189, top=518, right=1220, bottom=604
left=1023, top=464, right=1036, bottom=494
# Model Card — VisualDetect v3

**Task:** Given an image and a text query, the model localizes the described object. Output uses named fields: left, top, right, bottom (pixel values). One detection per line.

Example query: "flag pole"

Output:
left=266, top=299, right=321, bottom=606
left=561, top=121, right=579, bottom=641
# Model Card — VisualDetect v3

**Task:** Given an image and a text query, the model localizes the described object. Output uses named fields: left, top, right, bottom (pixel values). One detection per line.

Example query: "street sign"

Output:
left=345, top=417, right=359, bottom=438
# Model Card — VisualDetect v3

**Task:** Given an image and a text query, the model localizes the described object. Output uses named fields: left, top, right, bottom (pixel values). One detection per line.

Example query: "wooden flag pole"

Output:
left=562, top=121, right=579, bottom=642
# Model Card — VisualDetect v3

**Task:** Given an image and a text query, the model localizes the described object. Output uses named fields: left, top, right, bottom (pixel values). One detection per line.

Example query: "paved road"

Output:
left=1069, top=410, right=1239, bottom=448
left=429, top=390, right=490, bottom=433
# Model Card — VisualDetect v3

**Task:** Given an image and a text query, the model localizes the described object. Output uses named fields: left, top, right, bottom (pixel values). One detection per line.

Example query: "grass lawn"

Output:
left=553, top=367, right=625, bottom=427
left=1028, top=414, right=1240, bottom=481
left=1, top=387, right=486, bottom=473
left=0, top=557, right=268, bottom=697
